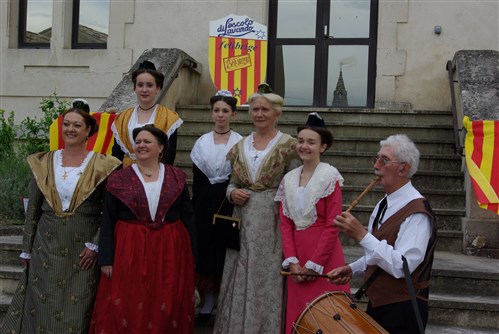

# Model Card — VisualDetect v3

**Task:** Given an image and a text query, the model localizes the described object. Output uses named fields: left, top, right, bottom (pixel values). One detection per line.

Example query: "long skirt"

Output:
left=0, top=207, right=101, bottom=334
left=213, top=189, right=284, bottom=334
left=89, top=220, right=195, bottom=334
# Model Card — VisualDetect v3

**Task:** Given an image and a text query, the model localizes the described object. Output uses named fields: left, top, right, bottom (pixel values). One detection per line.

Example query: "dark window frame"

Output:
left=71, top=0, right=107, bottom=49
left=18, top=0, right=50, bottom=49
left=268, top=0, right=378, bottom=108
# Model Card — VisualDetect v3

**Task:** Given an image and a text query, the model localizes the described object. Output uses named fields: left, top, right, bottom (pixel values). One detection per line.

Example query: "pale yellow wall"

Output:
left=0, top=0, right=133, bottom=122
left=376, top=0, right=499, bottom=110
left=119, top=2, right=267, bottom=105
left=1, top=0, right=498, bottom=121
left=0, top=0, right=267, bottom=121
left=395, top=0, right=499, bottom=110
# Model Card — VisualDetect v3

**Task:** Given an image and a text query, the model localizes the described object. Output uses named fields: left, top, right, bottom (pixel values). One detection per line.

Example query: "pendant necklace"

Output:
left=250, top=147, right=261, bottom=161
left=61, top=151, right=85, bottom=180
left=138, top=165, right=156, bottom=178
left=62, top=168, right=83, bottom=180
left=251, top=137, right=263, bottom=161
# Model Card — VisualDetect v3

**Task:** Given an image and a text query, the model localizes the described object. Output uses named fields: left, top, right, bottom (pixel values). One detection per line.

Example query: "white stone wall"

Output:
left=0, top=0, right=497, bottom=121
left=391, top=0, right=498, bottom=110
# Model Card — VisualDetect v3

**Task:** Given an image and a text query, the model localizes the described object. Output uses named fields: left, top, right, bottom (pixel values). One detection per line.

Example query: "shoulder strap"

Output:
left=402, top=256, right=425, bottom=334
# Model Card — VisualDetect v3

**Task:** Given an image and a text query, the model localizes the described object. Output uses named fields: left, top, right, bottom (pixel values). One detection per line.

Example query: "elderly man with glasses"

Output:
left=328, top=134, right=437, bottom=334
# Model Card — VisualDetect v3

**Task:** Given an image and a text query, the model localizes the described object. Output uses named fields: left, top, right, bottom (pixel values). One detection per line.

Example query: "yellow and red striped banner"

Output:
left=209, top=15, right=267, bottom=105
left=49, top=112, right=117, bottom=155
left=463, top=116, right=499, bottom=215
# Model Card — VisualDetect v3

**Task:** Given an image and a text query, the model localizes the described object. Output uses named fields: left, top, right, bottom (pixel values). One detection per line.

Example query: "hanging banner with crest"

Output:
left=209, top=14, right=268, bottom=105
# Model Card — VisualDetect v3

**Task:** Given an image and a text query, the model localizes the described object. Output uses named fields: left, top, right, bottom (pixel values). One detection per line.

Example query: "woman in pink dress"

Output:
left=275, top=112, right=350, bottom=334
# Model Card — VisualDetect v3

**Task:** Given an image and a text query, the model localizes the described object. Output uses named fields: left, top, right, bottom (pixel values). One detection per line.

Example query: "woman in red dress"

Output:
left=90, top=125, right=196, bottom=334
left=275, top=113, right=350, bottom=334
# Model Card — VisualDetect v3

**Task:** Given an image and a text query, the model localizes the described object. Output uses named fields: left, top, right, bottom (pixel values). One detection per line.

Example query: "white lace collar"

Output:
left=190, top=131, right=242, bottom=184
left=275, top=163, right=343, bottom=230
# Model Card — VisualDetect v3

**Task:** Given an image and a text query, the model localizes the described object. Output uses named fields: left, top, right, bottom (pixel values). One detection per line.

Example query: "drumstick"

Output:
left=280, top=271, right=338, bottom=280
left=345, top=175, right=381, bottom=212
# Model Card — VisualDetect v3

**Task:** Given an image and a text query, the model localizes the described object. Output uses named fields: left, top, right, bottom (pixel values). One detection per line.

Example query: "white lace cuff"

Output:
left=19, top=252, right=31, bottom=260
left=305, top=260, right=324, bottom=275
left=85, top=242, right=99, bottom=252
left=282, top=257, right=299, bottom=269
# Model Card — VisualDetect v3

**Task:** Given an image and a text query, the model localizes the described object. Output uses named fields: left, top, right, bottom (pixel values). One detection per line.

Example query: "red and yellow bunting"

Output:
left=463, top=116, right=499, bottom=215
left=49, top=112, right=117, bottom=155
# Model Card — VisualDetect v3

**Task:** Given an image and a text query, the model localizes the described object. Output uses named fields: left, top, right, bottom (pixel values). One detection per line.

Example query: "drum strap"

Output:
left=353, top=267, right=382, bottom=301
left=354, top=258, right=424, bottom=334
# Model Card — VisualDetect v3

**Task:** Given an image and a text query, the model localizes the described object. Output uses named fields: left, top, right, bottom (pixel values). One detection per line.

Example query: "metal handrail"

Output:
left=446, top=60, right=464, bottom=156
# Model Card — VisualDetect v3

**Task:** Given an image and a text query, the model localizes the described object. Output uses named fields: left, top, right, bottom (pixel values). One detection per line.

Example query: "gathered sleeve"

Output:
left=97, top=189, right=121, bottom=266
left=280, top=202, right=298, bottom=263
left=308, top=182, right=343, bottom=268
left=22, top=178, right=44, bottom=254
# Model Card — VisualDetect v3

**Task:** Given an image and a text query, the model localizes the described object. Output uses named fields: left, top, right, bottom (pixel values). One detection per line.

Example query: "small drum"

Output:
left=293, top=291, right=388, bottom=334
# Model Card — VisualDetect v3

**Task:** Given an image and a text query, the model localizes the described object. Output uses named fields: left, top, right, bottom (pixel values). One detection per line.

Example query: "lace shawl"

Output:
left=275, top=162, right=343, bottom=230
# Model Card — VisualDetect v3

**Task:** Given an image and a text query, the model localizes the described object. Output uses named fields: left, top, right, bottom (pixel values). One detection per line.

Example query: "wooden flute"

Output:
left=345, top=175, right=381, bottom=212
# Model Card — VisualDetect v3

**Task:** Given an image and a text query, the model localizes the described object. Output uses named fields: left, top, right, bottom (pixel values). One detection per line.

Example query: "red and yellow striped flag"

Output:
left=209, top=14, right=268, bottom=105
left=49, top=112, right=117, bottom=155
left=463, top=116, right=499, bottom=214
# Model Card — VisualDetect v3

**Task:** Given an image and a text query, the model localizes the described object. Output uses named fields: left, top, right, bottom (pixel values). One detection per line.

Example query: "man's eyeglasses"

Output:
left=372, top=156, right=405, bottom=166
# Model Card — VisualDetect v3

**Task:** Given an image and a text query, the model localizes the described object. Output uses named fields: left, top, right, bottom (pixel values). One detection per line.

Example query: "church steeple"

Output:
left=332, top=66, right=348, bottom=107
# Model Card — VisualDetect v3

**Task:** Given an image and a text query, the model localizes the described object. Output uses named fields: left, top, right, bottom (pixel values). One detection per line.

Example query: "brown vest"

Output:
left=365, top=198, right=437, bottom=308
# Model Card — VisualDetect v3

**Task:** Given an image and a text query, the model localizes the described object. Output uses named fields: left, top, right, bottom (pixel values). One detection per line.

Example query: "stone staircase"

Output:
left=174, top=105, right=499, bottom=331
left=176, top=106, right=465, bottom=252
left=1, top=106, right=498, bottom=332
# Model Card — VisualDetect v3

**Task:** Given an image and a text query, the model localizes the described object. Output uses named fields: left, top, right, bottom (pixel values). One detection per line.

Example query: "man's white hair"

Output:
left=380, top=134, right=420, bottom=178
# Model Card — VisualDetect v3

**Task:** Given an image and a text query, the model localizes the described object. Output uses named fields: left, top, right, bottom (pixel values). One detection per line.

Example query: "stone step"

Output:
left=344, top=248, right=499, bottom=296
left=1, top=291, right=494, bottom=334
left=179, top=119, right=455, bottom=142
left=174, top=161, right=464, bottom=191
left=338, top=169, right=464, bottom=191
left=430, top=252, right=499, bottom=298
left=429, top=293, right=499, bottom=329
left=426, top=325, right=499, bottom=334
left=343, top=247, right=499, bottom=329
left=0, top=236, right=23, bottom=266
left=177, top=107, right=456, bottom=147
left=0, top=265, right=23, bottom=295
left=2, top=247, right=497, bottom=330
left=0, top=226, right=23, bottom=236
left=178, top=134, right=457, bottom=155
left=177, top=106, right=454, bottom=126
left=345, top=290, right=499, bottom=330
left=0, top=293, right=12, bottom=319
left=339, top=226, right=463, bottom=253
left=340, top=186, right=465, bottom=212
left=175, top=147, right=462, bottom=172
left=327, top=152, right=462, bottom=171
left=330, top=137, right=457, bottom=155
